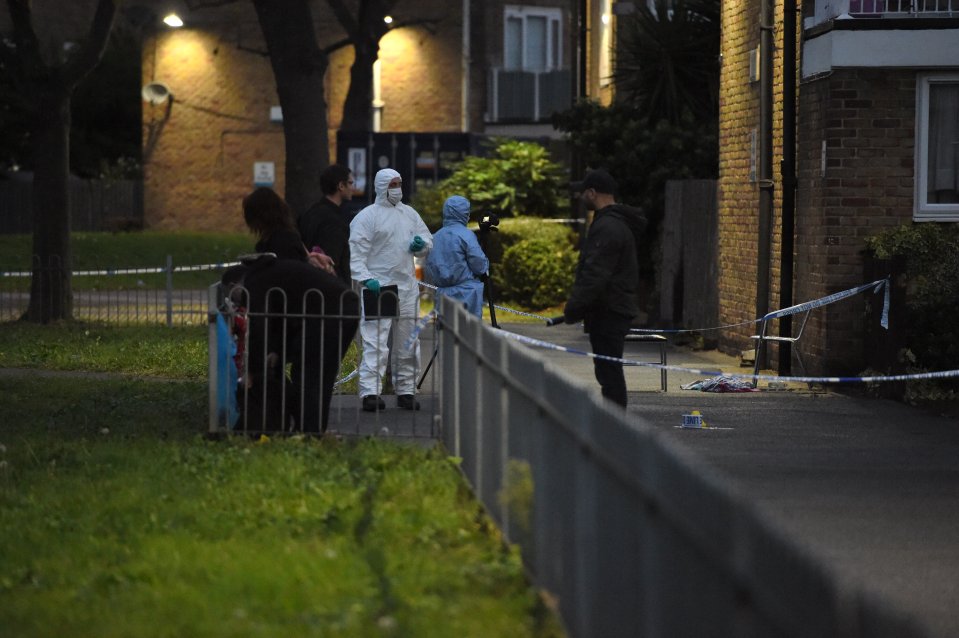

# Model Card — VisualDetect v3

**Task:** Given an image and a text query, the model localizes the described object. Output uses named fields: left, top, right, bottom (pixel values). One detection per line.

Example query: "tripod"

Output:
left=477, top=220, right=499, bottom=329
left=416, top=215, right=498, bottom=389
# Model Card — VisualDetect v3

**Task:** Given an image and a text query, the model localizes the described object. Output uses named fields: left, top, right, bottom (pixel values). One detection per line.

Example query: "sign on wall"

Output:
left=348, top=148, right=367, bottom=193
left=253, top=161, right=275, bottom=187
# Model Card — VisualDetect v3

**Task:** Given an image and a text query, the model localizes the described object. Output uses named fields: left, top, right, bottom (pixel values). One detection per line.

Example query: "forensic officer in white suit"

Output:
left=349, top=168, right=433, bottom=412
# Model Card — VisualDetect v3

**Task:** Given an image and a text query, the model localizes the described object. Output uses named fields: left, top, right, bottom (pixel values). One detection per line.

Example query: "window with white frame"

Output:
left=916, top=73, right=959, bottom=221
left=504, top=5, right=562, bottom=72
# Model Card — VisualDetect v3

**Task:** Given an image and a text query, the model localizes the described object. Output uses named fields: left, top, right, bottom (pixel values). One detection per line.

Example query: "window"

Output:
left=504, top=6, right=562, bottom=72
left=916, top=74, right=959, bottom=221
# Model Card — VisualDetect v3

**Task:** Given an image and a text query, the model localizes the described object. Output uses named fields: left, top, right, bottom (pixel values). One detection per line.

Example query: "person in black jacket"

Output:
left=223, top=255, right=359, bottom=433
left=298, top=164, right=355, bottom=285
left=563, top=169, right=647, bottom=408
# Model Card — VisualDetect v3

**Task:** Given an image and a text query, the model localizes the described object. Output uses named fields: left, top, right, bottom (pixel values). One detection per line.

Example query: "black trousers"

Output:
left=586, top=312, right=633, bottom=408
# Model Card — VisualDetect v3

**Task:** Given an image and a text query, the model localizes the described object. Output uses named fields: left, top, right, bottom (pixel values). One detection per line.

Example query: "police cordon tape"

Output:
left=1, top=262, right=240, bottom=278
left=630, top=278, right=890, bottom=334
left=420, top=280, right=956, bottom=385
left=482, top=325, right=959, bottom=386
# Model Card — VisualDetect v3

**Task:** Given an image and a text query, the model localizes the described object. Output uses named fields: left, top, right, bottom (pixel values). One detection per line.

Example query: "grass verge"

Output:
left=0, top=323, right=563, bottom=636
left=0, top=376, right=563, bottom=637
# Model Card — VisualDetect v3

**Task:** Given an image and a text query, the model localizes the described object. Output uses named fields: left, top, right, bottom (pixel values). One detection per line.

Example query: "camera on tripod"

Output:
left=478, top=212, right=499, bottom=233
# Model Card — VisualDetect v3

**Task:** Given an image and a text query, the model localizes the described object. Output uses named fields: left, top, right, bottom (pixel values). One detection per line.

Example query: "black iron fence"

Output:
left=0, top=256, right=228, bottom=325
left=0, top=176, right=143, bottom=234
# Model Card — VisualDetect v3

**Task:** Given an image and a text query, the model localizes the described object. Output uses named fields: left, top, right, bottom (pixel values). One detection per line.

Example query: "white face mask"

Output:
left=387, top=187, right=403, bottom=206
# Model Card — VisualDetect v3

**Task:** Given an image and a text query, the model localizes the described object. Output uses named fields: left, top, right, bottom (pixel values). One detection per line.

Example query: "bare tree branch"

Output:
left=326, top=0, right=357, bottom=37
left=61, top=0, right=118, bottom=89
left=321, top=36, right=353, bottom=56
left=390, top=17, right=441, bottom=36
left=5, top=0, right=44, bottom=74
left=185, top=0, right=241, bottom=9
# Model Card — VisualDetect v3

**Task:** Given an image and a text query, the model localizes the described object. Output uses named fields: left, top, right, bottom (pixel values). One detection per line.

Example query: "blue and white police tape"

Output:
left=417, top=280, right=554, bottom=322
left=334, top=368, right=358, bottom=387
left=403, top=309, right=438, bottom=352
left=484, top=325, right=959, bottom=386
left=631, top=278, right=890, bottom=334
left=1, top=261, right=240, bottom=278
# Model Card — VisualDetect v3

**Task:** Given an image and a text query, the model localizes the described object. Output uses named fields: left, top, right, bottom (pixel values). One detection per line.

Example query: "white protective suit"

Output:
left=349, top=168, right=433, bottom=398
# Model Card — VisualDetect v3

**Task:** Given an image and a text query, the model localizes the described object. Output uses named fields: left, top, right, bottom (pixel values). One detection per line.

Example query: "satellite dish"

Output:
left=141, top=82, right=172, bottom=105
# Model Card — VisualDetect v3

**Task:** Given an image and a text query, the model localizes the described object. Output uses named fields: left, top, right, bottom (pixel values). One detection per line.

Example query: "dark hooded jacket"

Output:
left=564, top=203, right=647, bottom=325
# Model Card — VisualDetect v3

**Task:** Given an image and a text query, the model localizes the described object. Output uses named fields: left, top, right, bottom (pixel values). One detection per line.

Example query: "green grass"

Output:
left=0, top=323, right=209, bottom=379
left=0, top=325, right=564, bottom=637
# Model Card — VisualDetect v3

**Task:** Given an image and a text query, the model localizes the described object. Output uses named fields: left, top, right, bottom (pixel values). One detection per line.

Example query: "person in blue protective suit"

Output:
left=425, top=195, right=490, bottom=318
left=349, top=168, right=433, bottom=412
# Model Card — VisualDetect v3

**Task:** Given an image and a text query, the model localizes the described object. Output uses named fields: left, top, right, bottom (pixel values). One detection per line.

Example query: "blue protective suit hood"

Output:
left=442, top=195, right=471, bottom=227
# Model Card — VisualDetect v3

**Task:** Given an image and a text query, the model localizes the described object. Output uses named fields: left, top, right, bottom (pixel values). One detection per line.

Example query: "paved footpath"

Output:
left=503, top=321, right=959, bottom=638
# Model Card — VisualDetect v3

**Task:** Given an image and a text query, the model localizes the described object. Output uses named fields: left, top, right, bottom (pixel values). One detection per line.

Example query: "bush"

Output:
left=496, top=237, right=578, bottom=310
left=484, top=217, right=579, bottom=264
left=865, top=223, right=959, bottom=384
left=412, top=138, right=566, bottom=229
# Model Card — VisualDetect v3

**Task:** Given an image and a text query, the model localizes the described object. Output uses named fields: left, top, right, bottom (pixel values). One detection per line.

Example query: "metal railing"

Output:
left=0, top=256, right=231, bottom=325
left=207, top=281, right=438, bottom=439
left=435, top=297, right=928, bottom=637
left=847, top=0, right=957, bottom=15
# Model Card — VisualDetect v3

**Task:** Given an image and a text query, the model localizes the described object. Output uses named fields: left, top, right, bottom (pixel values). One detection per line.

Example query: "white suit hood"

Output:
left=374, top=168, right=402, bottom=206
left=349, top=168, right=433, bottom=294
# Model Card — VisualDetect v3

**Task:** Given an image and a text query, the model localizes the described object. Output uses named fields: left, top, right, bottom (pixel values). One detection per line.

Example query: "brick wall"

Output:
left=795, top=69, right=916, bottom=373
left=721, top=0, right=918, bottom=374
left=378, top=20, right=463, bottom=132
left=142, top=0, right=463, bottom=232
left=717, top=0, right=785, bottom=358
left=142, top=18, right=282, bottom=232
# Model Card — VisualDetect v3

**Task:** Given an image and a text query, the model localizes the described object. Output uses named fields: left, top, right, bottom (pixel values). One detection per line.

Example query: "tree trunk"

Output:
left=28, top=89, right=73, bottom=323
left=340, top=39, right=377, bottom=133
left=252, top=0, right=330, bottom=216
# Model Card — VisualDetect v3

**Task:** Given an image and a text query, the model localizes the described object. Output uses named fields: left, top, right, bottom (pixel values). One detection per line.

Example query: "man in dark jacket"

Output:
left=298, top=164, right=355, bottom=285
left=563, top=169, right=647, bottom=407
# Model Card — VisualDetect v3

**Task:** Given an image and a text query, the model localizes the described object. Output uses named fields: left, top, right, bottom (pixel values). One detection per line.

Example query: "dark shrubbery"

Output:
left=865, top=223, right=959, bottom=401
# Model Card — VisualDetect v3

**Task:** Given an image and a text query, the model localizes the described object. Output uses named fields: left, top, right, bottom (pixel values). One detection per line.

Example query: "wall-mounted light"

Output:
left=163, top=13, right=184, bottom=27
left=601, top=13, right=610, bottom=25
left=383, top=15, right=393, bottom=24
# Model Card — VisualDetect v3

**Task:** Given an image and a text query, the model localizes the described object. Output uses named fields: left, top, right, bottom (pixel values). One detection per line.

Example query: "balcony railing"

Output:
left=849, top=0, right=958, bottom=15
left=486, top=68, right=572, bottom=123
left=811, top=0, right=958, bottom=25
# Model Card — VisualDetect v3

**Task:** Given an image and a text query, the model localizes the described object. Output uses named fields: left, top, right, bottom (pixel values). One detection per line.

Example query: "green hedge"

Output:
left=496, top=237, right=578, bottom=309
left=485, top=218, right=579, bottom=310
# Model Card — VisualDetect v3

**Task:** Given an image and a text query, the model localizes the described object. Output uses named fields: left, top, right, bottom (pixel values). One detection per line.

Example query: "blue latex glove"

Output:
left=409, top=235, right=425, bottom=253
left=363, top=279, right=381, bottom=294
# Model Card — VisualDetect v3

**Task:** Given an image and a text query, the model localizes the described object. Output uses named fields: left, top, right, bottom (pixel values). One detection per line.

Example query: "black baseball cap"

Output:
left=569, top=169, right=618, bottom=195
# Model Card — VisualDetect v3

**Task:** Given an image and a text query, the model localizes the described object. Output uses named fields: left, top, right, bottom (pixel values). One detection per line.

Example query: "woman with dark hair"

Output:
left=242, top=187, right=334, bottom=273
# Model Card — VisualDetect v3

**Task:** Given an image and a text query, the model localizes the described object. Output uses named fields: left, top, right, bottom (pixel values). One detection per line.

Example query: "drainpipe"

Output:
left=756, top=0, right=775, bottom=370
left=779, top=0, right=797, bottom=375
left=578, top=0, right=588, bottom=99
left=461, top=0, right=470, bottom=132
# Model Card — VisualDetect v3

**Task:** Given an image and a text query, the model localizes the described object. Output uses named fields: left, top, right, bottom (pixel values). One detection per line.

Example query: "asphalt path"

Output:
left=503, top=321, right=959, bottom=637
